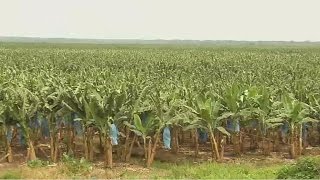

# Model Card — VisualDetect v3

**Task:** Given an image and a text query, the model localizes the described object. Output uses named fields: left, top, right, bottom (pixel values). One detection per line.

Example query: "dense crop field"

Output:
left=1, top=43, right=320, bottom=172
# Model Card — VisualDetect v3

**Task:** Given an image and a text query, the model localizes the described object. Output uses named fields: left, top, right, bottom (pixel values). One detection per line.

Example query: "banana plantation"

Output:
left=1, top=44, right=320, bottom=168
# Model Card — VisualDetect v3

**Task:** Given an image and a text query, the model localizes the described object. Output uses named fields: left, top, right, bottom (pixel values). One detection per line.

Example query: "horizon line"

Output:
left=1, top=36, right=320, bottom=43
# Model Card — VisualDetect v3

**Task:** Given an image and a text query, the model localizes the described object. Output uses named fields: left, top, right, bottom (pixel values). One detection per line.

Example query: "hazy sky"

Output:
left=1, top=0, right=320, bottom=41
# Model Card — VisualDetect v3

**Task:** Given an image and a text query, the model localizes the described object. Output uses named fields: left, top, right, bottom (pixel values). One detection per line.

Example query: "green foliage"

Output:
left=276, top=156, right=320, bottom=179
left=184, top=93, right=230, bottom=136
left=1, top=43, right=320, bottom=165
left=61, top=153, right=93, bottom=176
left=0, top=171, right=22, bottom=179
left=114, top=160, right=282, bottom=179
left=268, top=93, right=318, bottom=132
left=27, top=159, right=50, bottom=168
left=165, top=162, right=281, bottom=179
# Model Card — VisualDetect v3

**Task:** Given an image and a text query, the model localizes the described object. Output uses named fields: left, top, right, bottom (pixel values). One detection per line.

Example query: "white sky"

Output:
left=0, top=0, right=320, bottom=41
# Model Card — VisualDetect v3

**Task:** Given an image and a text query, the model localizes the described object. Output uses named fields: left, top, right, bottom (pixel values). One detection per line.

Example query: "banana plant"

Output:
left=184, top=92, right=230, bottom=161
left=166, top=87, right=186, bottom=154
left=124, top=113, right=157, bottom=161
left=0, top=99, right=14, bottom=163
left=178, top=83, right=201, bottom=156
left=308, top=93, right=320, bottom=119
left=124, top=92, right=157, bottom=168
left=146, top=87, right=182, bottom=167
left=85, top=87, right=127, bottom=168
left=5, top=85, right=40, bottom=161
left=273, top=93, right=317, bottom=158
left=119, top=84, right=151, bottom=162
left=220, top=84, right=246, bottom=155
left=240, top=86, right=283, bottom=154
left=62, top=82, right=96, bottom=161
left=307, top=93, right=320, bottom=142
left=38, top=78, right=68, bottom=162
left=124, top=87, right=180, bottom=167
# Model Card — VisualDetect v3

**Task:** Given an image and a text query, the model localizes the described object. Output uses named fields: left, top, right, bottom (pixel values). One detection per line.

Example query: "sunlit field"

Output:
left=1, top=43, right=320, bottom=179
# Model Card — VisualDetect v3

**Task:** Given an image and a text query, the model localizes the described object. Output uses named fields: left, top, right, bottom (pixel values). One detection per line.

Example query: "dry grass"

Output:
left=0, top=156, right=287, bottom=179
left=0, top=159, right=165, bottom=179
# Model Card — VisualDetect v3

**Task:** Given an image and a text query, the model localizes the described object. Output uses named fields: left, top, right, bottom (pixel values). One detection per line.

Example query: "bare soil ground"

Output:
left=1, top=133, right=320, bottom=179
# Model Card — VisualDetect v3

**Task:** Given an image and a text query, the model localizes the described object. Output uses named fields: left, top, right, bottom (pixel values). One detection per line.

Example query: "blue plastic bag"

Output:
left=281, top=122, right=289, bottom=137
left=110, top=124, right=118, bottom=145
left=6, top=126, right=13, bottom=142
left=72, top=113, right=83, bottom=136
left=163, top=127, right=171, bottom=149
left=226, top=118, right=240, bottom=132
left=302, top=122, right=310, bottom=143
left=41, top=118, right=50, bottom=138
left=16, top=124, right=26, bottom=146
left=198, top=128, right=208, bottom=143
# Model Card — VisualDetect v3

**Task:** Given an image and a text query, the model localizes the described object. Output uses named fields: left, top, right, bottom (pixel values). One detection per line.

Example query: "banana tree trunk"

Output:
left=249, top=129, right=258, bottom=150
left=121, top=127, right=130, bottom=161
left=50, top=131, right=59, bottom=162
left=20, top=121, right=37, bottom=161
left=289, top=125, right=296, bottom=159
left=193, top=129, right=199, bottom=158
left=146, top=132, right=160, bottom=168
left=298, top=124, right=303, bottom=156
left=27, top=140, right=37, bottom=161
left=104, top=136, right=113, bottom=168
left=209, top=129, right=220, bottom=160
left=4, top=126, right=13, bottom=162
left=266, top=131, right=271, bottom=155
left=146, top=138, right=152, bottom=167
left=99, top=132, right=104, bottom=153
left=6, top=142, right=13, bottom=163
left=23, top=126, right=37, bottom=161
left=83, top=127, right=89, bottom=160
left=179, top=127, right=184, bottom=144
left=143, top=138, right=148, bottom=160
left=232, top=132, right=241, bottom=155
left=240, top=131, right=244, bottom=153
left=171, top=125, right=179, bottom=154
left=54, top=133, right=59, bottom=161
left=88, top=127, right=94, bottom=161
left=67, top=125, right=74, bottom=155
left=47, top=114, right=57, bottom=162
left=261, top=135, right=266, bottom=155
left=125, top=134, right=136, bottom=162
left=83, top=126, right=94, bottom=161
left=262, top=130, right=271, bottom=156
left=220, top=136, right=226, bottom=159
left=274, top=129, right=281, bottom=152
